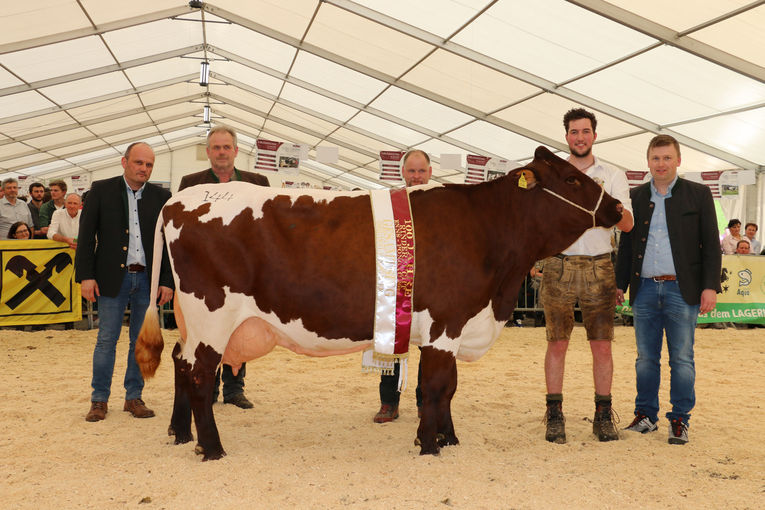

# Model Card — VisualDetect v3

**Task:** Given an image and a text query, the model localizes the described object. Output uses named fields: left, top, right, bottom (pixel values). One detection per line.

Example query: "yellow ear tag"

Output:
left=518, top=171, right=528, bottom=189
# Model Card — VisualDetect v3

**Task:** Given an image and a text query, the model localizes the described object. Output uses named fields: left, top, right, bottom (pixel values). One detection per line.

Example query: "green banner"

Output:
left=616, top=254, right=765, bottom=324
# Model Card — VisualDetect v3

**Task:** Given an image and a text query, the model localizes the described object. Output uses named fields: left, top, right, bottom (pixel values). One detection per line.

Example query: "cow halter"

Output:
left=541, top=185, right=605, bottom=229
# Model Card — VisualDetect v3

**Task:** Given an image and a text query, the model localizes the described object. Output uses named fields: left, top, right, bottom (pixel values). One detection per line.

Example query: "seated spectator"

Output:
left=721, top=219, right=744, bottom=254
left=47, top=193, right=81, bottom=250
left=735, top=239, right=752, bottom=255
left=744, top=223, right=760, bottom=254
left=7, top=221, right=31, bottom=240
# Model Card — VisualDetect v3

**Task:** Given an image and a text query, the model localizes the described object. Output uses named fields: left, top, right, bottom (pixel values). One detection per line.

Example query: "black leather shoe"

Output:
left=224, top=394, right=253, bottom=409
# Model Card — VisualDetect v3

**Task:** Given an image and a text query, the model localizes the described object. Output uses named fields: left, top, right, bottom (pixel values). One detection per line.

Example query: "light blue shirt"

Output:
left=0, top=196, right=34, bottom=238
left=124, top=177, right=146, bottom=266
left=642, top=176, right=678, bottom=277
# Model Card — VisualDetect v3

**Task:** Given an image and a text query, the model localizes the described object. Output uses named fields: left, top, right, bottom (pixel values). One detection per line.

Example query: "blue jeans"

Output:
left=632, top=279, right=698, bottom=423
left=90, top=272, right=151, bottom=402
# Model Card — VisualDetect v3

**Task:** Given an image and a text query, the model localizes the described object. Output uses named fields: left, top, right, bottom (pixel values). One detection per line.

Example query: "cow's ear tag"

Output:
left=518, top=171, right=528, bottom=189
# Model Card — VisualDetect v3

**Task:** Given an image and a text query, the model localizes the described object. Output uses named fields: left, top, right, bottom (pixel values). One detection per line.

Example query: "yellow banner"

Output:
left=0, top=240, right=81, bottom=326
left=706, top=254, right=765, bottom=323
left=618, top=254, right=765, bottom=324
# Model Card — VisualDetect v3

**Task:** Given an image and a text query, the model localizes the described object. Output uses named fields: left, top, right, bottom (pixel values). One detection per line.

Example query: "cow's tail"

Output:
left=135, top=212, right=167, bottom=379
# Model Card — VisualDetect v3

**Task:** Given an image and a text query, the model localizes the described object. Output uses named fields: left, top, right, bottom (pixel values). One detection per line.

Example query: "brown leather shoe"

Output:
left=373, top=403, right=399, bottom=423
left=123, top=398, right=155, bottom=418
left=86, top=401, right=107, bottom=422
left=223, top=393, right=254, bottom=409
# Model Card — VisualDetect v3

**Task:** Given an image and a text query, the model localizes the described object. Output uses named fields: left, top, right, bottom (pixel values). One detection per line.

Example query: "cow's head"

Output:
left=508, top=146, right=623, bottom=229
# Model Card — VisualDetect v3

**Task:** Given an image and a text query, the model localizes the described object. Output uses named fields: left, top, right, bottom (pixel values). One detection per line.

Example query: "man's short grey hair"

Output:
left=65, top=193, right=81, bottom=202
left=207, top=125, right=238, bottom=148
left=2, top=177, right=18, bottom=189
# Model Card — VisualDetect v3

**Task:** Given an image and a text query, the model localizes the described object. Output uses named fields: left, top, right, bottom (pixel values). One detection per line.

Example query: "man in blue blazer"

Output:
left=76, top=142, right=174, bottom=422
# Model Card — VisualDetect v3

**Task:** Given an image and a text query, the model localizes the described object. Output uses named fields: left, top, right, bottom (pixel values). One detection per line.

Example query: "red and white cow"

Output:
left=136, top=146, right=624, bottom=460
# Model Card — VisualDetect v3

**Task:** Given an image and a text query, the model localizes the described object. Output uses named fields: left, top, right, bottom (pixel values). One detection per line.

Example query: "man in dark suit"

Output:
left=178, top=125, right=269, bottom=409
left=616, top=134, right=721, bottom=445
left=76, top=142, right=174, bottom=422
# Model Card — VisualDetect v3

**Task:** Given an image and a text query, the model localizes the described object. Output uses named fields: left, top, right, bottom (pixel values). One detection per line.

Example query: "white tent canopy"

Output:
left=1, top=0, right=763, bottom=223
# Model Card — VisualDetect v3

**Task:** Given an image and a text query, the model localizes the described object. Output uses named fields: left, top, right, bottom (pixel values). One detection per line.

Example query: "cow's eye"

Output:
left=565, top=176, right=577, bottom=185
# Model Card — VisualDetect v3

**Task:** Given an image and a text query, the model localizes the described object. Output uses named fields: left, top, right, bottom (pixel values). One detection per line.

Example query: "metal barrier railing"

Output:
left=80, top=275, right=551, bottom=329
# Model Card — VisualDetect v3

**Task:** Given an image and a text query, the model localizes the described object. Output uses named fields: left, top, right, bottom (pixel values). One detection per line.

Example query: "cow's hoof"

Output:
left=418, top=444, right=440, bottom=456
left=201, top=448, right=226, bottom=461
left=437, top=433, right=459, bottom=447
left=415, top=436, right=440, bottom=455
left=170, top=426, right=193, bottom=444
left=195, top=443, right=226, bottom=460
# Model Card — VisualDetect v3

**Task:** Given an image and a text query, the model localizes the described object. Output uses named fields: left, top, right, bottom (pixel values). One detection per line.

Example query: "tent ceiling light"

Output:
left=199, top=61, right=210, bottom=86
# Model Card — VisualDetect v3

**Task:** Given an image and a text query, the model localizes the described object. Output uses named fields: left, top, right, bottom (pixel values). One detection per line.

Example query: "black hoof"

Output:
left=418, top=444, right=440, bottom=456
left=195, top=443, right=226, bottom=461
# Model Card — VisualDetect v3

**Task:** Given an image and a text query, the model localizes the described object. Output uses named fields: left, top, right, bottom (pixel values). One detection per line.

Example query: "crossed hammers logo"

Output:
left=4, top=252, right=72, bottom=309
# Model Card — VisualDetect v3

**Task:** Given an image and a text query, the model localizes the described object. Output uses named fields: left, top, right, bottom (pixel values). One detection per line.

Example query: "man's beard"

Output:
left=570, top=146, right=592, bottom=158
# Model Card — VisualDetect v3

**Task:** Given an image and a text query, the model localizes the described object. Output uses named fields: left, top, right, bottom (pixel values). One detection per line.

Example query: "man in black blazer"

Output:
left=76, top=142, right=174, bottom=422
left=177, top=125, right=269, bottom=409
left=616, top=134, right=721, bottom=445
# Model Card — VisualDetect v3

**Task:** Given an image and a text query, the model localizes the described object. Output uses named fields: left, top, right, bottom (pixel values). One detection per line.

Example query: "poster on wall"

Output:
left=700, top=171, right=724, bottom=198
left=379, top=151, right=405, bottom=183
left=282, top=181, right=313, bottom=189
left=255, top=139, right=305, bottom=176
left=625, top=171, right=650, bottom=188
left=17, top=176, right=31, bottom=197
left=69, top=174, right=91, bottom=195
left=465, top=155, right=512, bottom=184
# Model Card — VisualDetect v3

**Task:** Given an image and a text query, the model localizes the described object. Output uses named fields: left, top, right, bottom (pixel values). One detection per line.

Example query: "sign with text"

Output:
left=255, top=139, right=304, bottom=176
left=616, top=255, right=765, bottom=324
left=379, top=151, right=405, bottom=183
left=465, top=155, right=512, bottom=184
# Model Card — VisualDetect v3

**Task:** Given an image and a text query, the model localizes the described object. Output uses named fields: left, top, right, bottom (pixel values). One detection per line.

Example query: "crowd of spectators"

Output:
left=721, top=219, right=762, bottom=255
left=1, top=177, right=81, bottom=331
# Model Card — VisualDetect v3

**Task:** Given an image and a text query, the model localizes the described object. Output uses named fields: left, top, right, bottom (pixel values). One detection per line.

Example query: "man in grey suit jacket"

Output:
left=616, top=134, right=721, bottom=445
left=178, top=125, right=269, bottom=409
left=76, top=142, right=174, bottom=422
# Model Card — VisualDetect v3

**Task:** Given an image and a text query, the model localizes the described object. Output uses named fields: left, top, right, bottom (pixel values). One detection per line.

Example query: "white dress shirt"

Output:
left=47, top=208, right=81, bottom=240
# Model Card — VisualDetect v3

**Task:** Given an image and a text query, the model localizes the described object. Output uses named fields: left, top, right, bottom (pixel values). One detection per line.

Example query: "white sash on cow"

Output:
left=362, top=189, right=411, bottom=391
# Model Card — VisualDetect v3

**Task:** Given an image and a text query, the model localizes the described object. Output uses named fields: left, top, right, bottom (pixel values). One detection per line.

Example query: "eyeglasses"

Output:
left=15, top=229, right=29, bottom=235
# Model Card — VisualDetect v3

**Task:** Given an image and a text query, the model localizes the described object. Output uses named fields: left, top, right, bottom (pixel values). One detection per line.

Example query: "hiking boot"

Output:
left=373, top=403, right=399, bottom=423
left=624, top=412, right=658, bottom=433
left=668, top=417, right=689, bottom=445
left=544, top=401, right=566, bottom=444
left=593, top=402, right=619, bottom=441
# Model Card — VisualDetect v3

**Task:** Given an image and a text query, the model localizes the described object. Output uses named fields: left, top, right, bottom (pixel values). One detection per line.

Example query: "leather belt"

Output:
left=127, top=264, right=145, bottom=273
left=554, top=253, right=611, bottom=261
left=650, top=275, right=676, bottom=282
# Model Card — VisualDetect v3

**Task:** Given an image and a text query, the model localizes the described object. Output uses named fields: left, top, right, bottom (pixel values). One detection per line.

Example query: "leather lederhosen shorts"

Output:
left=539, top=253, right=616, bottom=342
